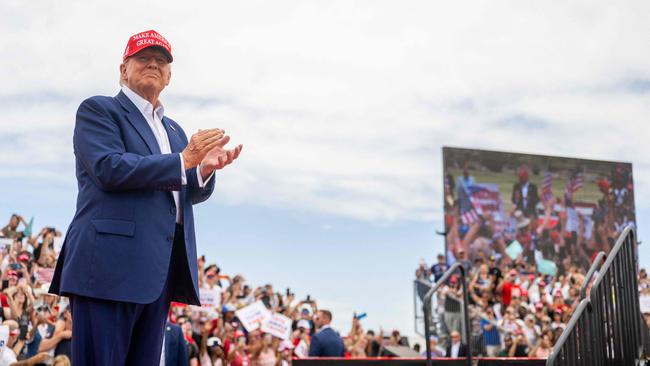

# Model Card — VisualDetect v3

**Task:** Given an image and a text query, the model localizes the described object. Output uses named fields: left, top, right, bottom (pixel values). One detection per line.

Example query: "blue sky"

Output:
left=2, top=0, right=650, bottom=340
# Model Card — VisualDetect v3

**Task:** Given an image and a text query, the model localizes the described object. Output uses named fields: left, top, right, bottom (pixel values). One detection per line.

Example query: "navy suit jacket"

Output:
left=164, top=322, right=188, bottom=366
left=308, top=327, right=345, bottom=357
left=49, top=91, right=215, bottom=304
left=445, top=343, right=468, bottom=358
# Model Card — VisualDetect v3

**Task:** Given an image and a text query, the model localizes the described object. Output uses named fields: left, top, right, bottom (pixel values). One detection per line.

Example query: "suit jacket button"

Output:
left=167, top=235, right=174, bottom=242
left=170, top=206, right=176, bottom=215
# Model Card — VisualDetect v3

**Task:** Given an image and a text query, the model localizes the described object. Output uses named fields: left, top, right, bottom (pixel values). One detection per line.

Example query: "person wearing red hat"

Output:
left=48, top=29, right=243, bottom=365
left=511, top=166, right=539, bottom=217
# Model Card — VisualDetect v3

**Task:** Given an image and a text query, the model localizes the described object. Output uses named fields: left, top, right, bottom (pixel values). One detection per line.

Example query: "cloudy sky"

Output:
left=2, top=0, right=650, bottom=340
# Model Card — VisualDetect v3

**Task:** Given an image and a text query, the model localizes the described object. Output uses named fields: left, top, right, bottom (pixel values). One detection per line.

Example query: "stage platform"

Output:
left=293, top=357, right=547, bottom=366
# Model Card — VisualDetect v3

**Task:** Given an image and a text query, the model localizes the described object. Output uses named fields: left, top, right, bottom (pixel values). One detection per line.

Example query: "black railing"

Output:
left=578, top=251, right=606, bottom=299
left=422, top=262, right=471, bottom=366
left=414, top=278, right=432, bottom=337
left=547, top=226, right=647, bottom=366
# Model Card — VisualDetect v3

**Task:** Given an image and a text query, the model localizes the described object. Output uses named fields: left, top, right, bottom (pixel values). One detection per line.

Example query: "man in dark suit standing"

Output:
left=162, top=322, right=188, bottom=366
left=511, top=166, right=539, bottom=217
left=49, top=30, right=242, bottom=365
left=308, top=310, right=345, bottom=357
left=445, top=331, right=468, bottom=358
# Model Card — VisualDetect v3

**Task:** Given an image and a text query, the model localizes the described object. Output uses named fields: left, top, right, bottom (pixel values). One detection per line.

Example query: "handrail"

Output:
left=546, top=226, right=639, bottom=366
left=579, top=251, right=606, bottom=299
left=590, top=226, right=633, bottom=291
left=422, top=262, right=471, bottom=366
left=414, top=279, right=433, bottom=337
left=546, top=299, right=590, bottom=366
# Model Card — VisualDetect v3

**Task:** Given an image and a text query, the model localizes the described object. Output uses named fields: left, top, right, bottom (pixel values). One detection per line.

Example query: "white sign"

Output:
left=36, top=268, right=55, bottom=284
left=0, top=239, right=12, bottom=251
left=640, top=295, right=650, bottom=313
left=200, top=287, right=221, bottom=308
left=0, top=325, right=8, bottom=356
left=235, top=301, right=270, bottom=331
left=261, top=312, right=293, bottom=340
left=191, top=287, right=222, bottom=316
left=294, top=339, right=309, bottom=358
left=53, top=237, right=65, bottom=254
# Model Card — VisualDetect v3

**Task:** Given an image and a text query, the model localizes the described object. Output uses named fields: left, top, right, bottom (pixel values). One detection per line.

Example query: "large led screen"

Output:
left=442, top=147, right=635, bottom=274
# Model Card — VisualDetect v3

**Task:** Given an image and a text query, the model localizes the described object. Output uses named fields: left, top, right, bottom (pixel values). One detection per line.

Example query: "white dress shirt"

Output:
left=122, top=86, right=213, bottom=223
left=450, top=342, right=460, bottom=357
left=521, top=181, right=529, bottom=209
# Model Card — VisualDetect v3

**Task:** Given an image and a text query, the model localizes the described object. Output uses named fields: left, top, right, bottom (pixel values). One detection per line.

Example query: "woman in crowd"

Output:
left=251, top=333, right=279, bottom=366
left=529, top=334, right=553, bottom=357
left=228, top=330, right=252, bottom=366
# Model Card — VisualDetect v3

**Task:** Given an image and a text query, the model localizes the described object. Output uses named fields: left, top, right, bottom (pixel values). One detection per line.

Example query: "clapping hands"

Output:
left=199, top=132, right=243, bottom=178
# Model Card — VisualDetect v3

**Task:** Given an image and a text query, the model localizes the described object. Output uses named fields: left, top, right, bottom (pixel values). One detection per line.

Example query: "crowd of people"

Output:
left=417, top=255, right=649, bottom=359
left=1, top=202, right=646, bottom=364
left=418, top=163, right=639, bottom=358
left=0, top=213, right=423, bottom=365
left=444, top=164, right=635, bottom=281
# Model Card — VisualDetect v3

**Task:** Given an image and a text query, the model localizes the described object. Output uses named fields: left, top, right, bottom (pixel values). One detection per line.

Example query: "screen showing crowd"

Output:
left=443, top=147, right=635, bottom=276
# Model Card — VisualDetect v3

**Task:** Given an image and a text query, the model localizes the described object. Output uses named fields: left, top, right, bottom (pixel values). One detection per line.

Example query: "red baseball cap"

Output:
left=123, top=30, right=173, bottom=63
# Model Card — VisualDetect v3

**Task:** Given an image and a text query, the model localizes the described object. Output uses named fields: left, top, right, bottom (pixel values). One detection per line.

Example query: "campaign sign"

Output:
left=36, top=268, right=55, bottom=284
left=192, top=288, right=221, bottom=316
left=0, top=325, right=8, bottom=355
left=640, top=295, right=650, bottom=313
left=53, top=237, right=65, bottom=254
left=235, top=301, right=270, bottom=331
left=506, top=240, right=524, bottom=260
left=261, top=312, right=293, bottom=340
left=0, top=239, right=12, bottom=251
left=294, top=339, right=309, bottom=358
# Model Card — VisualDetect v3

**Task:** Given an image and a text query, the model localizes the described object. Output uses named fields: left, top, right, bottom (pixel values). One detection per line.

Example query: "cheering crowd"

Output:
left=418, top=255, right=650, bottom=358
left=417, top=253, right=582, bottom=358
left=0, top=213, right=421, bottom=365
left=417, top=162, right=639, bottom=358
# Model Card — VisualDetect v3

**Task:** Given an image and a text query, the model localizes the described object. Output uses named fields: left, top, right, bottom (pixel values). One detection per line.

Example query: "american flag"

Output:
left=541, top=172, right=553, bottom=203
left=564, top=171, right=584, bottom=199
left=444, top=175, right=451, bottom=195
left=458, top=186, right=480, bottom=225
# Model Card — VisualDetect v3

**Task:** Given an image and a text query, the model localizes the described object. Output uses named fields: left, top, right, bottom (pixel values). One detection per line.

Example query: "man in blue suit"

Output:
left=49, top=30, right=242, bottom=365
left=162, top=322, right=188, bottom=366
left=308, top=310, right=346, bottom=357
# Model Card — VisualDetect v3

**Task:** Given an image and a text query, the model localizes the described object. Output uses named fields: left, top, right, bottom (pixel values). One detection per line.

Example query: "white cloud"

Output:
left=1, top=0, right=650, bottom=223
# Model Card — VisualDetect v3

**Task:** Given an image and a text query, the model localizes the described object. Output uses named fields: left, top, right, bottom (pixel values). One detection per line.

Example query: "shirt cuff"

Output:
left=197, top=162, right=214, bottom=188
left=179, top=154, right=187, bottom=186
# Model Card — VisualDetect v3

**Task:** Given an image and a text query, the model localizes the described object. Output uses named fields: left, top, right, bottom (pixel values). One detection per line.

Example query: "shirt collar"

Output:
left=121, top=85, right=165, bottom=120
left=318, top=324, right=332, bottom=333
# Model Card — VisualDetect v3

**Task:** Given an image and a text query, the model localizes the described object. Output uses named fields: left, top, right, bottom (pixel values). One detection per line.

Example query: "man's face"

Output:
left=313, top=312, right=322, bottom=327
left=120, top=48, right=171, bottom=97
left=451, top=332, right=461, bottom=344
left=504, top=337, right=513, bottom=347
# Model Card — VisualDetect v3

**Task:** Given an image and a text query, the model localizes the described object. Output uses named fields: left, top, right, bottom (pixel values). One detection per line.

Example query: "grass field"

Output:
left=446, top=167, right=603, bottom=213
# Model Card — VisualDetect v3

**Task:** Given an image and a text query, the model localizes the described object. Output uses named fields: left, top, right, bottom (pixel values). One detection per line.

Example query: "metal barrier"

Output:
left=413, top=279, right=431, bottom=337
left=422, top=263, right=471, bottom=366
left=547, top=226, right=648, bottom=366
left=578, top=251, right=606, bottom=300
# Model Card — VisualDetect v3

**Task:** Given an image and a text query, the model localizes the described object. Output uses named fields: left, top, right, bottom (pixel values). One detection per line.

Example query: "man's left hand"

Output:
left=200, top=134, right=243, bottom=179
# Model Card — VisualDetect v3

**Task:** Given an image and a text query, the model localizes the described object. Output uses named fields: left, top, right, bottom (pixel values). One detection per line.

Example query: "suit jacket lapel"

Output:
left=115, top=91, right=161, bottom=155
left=162, top=117, right=187, bottom=206
left=162, top=117, right=183, bottom=153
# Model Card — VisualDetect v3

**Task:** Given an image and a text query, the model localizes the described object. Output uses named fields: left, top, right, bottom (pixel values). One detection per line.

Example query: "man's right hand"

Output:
left=181, top=129, right=225, bottom=169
